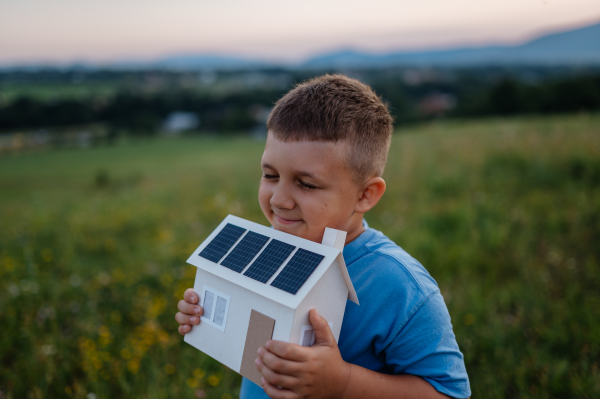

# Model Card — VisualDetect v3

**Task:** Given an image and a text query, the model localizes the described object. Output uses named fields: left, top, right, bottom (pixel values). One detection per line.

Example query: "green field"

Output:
left=1, top=114, right=599, bottom=398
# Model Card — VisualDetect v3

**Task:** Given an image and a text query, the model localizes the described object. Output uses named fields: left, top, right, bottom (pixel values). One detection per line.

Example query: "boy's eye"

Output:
left=297, top=180, right=317, bottom=190
left=263, top=174, right=278, bottom=180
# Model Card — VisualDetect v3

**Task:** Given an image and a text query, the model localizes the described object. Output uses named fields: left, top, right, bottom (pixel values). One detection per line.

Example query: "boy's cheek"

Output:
left=258, top=186, right=276, bottom=222
left=257, top=186, right=270, bottom=213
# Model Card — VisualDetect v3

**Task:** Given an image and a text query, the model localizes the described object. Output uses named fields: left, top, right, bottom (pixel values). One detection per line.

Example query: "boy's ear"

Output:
left=355, top=177, right=386, bottom=214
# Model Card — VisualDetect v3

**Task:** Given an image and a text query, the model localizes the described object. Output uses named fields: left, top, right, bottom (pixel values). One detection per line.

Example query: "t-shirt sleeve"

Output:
left=239, top=377, right=270, bottom=399
left=384, top=292, right=471, bottom=399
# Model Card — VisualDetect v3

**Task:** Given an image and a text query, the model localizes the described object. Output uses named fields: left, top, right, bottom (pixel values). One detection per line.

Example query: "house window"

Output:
left=200, top=286, right=231, bottom=332
left=299, top=323, right=333, bottom=346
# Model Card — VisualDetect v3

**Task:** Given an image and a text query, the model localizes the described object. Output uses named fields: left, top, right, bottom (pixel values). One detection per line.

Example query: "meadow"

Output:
left=0, top=113, right=598, bottom=398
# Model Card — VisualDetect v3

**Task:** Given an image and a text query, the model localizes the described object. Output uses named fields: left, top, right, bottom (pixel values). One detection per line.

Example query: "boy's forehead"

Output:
left=262, top=134, right=349, bottom=175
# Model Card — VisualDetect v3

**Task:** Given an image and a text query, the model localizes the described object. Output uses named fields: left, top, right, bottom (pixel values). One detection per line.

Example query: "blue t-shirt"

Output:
left=240, top=222, right=471, bottom=399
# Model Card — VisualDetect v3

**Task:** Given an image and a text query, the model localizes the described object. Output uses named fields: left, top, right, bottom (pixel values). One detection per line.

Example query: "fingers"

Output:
left=258, top=347, right=300, bottom=376
left=256, top=356, right=298, bottom=390
left=265, top=341, right=307, bottom=362
left=261, top=378, right=297, bottom=399
left=309, top=309, right=336, bottom=347
left=175, top=312, right=200, bottom=327
left=177, top=289, right=201, bottom=336
left=178, top=299, right=203, bottom=316
left=178, top=324, right=192, bottom=335
left=184, top=288, right=199, bottom=304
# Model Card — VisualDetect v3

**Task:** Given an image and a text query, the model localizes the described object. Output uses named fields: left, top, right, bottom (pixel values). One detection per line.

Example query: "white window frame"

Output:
left=200, top=286, right=231, bottom=332
left=299, top=322, right=333, bottom=347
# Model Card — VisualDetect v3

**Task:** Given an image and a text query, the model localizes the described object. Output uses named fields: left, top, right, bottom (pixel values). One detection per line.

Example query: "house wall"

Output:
left=184, top=268, right=295, bottom=373
left=290, top=259, right=349, bottom=346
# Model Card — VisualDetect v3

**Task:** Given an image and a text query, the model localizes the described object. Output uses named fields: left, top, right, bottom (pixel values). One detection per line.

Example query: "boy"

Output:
left=175, top=75, right=471, bottom=399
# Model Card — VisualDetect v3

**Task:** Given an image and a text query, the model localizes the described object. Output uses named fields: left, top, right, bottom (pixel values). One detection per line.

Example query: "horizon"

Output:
left=0, top=0, right=599, bottom=67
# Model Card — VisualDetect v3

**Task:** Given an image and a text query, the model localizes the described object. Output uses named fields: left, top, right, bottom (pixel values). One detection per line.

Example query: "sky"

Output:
left=0, top=0, right=599, bottom=65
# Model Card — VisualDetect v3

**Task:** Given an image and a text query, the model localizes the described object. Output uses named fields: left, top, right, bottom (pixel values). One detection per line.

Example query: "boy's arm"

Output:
left=256, top=309, right=456, bottom=399
left=334, top=366, right=451, bottom=399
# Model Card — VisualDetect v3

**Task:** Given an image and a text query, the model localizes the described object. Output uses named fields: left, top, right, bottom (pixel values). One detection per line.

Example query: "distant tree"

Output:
left=488, top=79, right=525, bottom=115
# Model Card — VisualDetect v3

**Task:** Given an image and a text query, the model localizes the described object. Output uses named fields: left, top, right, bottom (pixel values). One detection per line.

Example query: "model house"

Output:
left=184, top=214, right=359, bottom=385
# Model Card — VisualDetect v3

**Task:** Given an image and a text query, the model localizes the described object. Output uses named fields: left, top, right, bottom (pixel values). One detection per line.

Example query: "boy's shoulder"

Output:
left=343, top=222, right=440, bottom=300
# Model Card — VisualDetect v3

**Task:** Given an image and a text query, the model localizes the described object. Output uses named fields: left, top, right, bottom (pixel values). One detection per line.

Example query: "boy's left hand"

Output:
left=256, top=309, right=351, bottom=399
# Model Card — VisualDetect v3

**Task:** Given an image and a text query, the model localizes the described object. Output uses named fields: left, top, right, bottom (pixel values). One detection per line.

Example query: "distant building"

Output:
left=162, top=112, right=200, bottom=134
left=0, top=130, right=50, bottom=152
left=77, top=130, right=92, bottom=147
left=418, top=93, right=457, bottom=116
left=402, top=69, right=446, bottom=86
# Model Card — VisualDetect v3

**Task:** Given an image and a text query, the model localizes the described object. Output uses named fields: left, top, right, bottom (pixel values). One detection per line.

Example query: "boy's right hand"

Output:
left=176, top=288, right=203, bottom=335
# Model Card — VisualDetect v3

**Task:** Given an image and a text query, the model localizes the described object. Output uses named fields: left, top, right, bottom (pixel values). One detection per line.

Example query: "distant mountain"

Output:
left=303, top=22, right=600, bottom=68
left=0, top=55, right=268, bottom=72
left=152, top=54, right=266, bottom=70
left=2, top=21, right=598, bottom=71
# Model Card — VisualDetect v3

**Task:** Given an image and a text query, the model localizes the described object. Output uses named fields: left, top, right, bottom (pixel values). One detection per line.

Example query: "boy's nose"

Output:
left=270, top=187, right=295, bottom=210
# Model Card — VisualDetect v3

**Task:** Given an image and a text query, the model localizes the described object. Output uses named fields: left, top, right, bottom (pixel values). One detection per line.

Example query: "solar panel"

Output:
left=270, top=249, right=324, bottom=294
left=220, top=231, right=269, bottom=273
left=243, top=239, right=295, bottom=283
left=199, top=223, right=246, bottom=263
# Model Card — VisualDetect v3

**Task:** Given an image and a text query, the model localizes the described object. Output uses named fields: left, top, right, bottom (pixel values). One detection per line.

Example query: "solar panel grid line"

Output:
left=238, top=237, right=273, bottom=275
left=270, top=249, right=325, bottom=295
left=264, top=246, right=299, bottom=285
left=198, top=223, right=246, bottom=264
left=214, top=229, right=249, bottom=265
left=243, top=239, right=296, bottom=283
left=220, top=231, right=270, bottom=273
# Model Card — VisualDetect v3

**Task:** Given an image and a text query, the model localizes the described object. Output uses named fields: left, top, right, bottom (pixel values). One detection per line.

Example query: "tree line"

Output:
left=1, top=68, right=599, bottom=134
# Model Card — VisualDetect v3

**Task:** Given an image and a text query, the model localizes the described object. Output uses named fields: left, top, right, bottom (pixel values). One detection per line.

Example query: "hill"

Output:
left=303, top=22, right=600, bottom=68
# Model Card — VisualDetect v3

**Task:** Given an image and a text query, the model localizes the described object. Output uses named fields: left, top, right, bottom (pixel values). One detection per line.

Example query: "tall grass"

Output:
left=1, top=114, right=599, bottom=398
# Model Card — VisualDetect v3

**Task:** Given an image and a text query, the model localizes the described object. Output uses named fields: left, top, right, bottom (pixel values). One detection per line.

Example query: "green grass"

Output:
left=1, top=114, right=599, bottom=398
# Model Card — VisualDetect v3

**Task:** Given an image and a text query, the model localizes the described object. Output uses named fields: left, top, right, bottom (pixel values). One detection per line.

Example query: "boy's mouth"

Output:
left=274, top=214, right=302, bottom=225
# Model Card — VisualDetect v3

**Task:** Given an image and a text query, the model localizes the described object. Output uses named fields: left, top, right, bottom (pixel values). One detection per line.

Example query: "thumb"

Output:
left=309, top=309, right=336, bottom=347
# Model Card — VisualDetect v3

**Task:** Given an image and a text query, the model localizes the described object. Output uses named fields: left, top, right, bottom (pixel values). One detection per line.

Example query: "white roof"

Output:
left=187, top=215, right=357, bottom=309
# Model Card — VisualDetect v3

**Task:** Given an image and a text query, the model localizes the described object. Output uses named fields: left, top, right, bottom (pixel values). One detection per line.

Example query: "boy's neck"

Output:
left=344, top=212, right=367, bottom=245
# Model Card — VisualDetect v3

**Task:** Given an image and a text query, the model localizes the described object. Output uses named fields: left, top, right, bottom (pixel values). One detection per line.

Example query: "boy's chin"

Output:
left=272, top=222, right=321, bottom=243
left=272, top=221, right=301, bottom=233
left=272, top=219, right=306, bottom=236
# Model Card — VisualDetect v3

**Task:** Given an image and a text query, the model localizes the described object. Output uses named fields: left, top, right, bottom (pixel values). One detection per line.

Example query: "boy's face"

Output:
left=259, top=134, right=363, bottom=243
